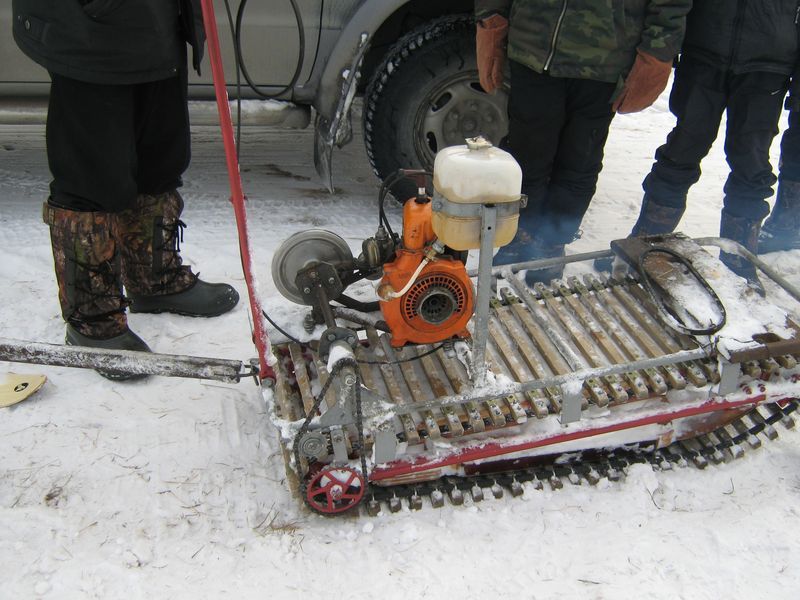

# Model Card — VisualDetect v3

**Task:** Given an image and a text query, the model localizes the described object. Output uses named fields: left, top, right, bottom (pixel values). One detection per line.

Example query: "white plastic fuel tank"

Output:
left=431, top=137, right=522, bottom=251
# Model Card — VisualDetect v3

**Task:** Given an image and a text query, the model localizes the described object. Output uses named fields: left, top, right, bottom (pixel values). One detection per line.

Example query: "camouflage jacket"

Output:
left=475, top=0, right=691, bottom=84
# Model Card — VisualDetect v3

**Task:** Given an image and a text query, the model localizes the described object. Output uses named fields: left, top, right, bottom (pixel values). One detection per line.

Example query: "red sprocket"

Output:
left=304, top=466, right=366, bottom=515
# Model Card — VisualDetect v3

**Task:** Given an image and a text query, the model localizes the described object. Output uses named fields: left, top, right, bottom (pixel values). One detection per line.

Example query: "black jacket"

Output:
left=12, top=0, right=205, bottom=85
left=682, top=0, right=799, bottom=76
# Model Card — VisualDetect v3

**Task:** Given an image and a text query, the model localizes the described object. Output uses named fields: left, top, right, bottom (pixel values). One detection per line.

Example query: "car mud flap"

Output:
left=314, top=33, right=371, bottom=193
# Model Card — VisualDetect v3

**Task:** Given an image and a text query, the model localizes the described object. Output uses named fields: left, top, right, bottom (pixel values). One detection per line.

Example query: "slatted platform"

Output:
left=272, top=272, right=800, bottom=447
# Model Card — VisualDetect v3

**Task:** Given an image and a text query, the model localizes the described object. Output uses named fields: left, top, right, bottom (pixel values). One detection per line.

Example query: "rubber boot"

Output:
left=594, top=194, right=685, bottom=272
left=493, top=226, right=538, bottom=265
left=493, top=226, right=566, bottom=285
left=113, top=191, right=239, bottom=317
left=523, top=238, right=566, bottom=286
left=719, top=208, right=765, bottom=296
left=759, top=179, right=800, bottom=253
left=43, top=202, right=150, bottom=381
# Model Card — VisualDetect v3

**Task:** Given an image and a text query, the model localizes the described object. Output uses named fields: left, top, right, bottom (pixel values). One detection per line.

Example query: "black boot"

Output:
left=595, top=195, right=685, bottom=272
left=719, top=208, right=765, bottom=296
left=523, top=238, right=566, bottom=286
left=493, top=226, right=566, bottom=284
left=759, top=179, right=800, bottom=253
left=43, top=202, right=150, bottom=381
left=114, top=191, right=240, bottom=317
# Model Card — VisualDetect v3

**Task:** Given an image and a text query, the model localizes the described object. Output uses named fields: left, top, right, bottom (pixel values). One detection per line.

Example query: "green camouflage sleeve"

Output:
left=475, top=0, right=512, bottom=21
left=639, top=0, right=693, bottom=62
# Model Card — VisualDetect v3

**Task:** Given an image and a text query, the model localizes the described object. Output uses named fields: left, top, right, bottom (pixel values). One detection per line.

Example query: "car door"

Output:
left=0, top=2, right=49, bottom=96
left=188, top=0, right=323, bottom=99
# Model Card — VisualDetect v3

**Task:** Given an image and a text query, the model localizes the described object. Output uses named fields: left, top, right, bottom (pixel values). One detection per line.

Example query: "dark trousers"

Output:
left=46, top=70, right=191, bottom=213
left=779, top=109, right=800, bottom=182
left=505, top=60, right=616, bottom=245
left=644, top=57, right=788, bottom=221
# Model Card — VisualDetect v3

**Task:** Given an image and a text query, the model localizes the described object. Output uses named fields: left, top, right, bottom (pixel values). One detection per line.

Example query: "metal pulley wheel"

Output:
left=271, top=229, right=355, bottom=305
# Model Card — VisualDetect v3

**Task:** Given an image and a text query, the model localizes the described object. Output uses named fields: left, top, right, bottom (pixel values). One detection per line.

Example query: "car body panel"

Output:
left=0, top=1, right=324, bottom=99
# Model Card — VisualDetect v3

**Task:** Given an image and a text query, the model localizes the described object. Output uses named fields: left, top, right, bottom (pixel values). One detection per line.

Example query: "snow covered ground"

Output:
left=2, top=95, right=800, bottom=599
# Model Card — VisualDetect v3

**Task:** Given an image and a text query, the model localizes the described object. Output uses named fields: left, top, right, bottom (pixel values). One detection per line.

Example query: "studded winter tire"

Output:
left=363, top=15, right=509, bottom=201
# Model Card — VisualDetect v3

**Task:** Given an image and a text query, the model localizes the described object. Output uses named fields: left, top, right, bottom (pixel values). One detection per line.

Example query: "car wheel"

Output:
left=363, top=14, right=509, bottom=201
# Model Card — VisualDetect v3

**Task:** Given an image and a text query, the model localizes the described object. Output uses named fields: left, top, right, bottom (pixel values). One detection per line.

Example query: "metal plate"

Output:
left=271, top=229, right=354, bottom=304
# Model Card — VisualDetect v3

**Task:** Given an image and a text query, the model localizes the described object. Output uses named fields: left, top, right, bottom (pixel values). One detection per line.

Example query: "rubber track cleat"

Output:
left=448, top=487, right=464, bottom=506
left=470, top=485, right=484, bottom=503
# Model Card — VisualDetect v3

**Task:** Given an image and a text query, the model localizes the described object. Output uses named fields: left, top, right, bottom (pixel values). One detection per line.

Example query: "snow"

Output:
left=2, top=93, right=800, bottom=599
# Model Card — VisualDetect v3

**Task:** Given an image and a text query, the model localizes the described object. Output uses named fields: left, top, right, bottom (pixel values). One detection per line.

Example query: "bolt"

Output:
left=347, top=336, right=357, bottom=346
left=303, top=287, right=311, bottom=294
left=303, top=312, right=316, bottom=334
left=327, top=333, right=337, bottom=341
left=328, top=277, right=335, bottom=285
left=330, top=485, right=343, bottom=500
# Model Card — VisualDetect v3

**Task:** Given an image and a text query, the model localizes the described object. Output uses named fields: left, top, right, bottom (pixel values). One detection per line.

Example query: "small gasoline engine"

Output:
left=271, top=139, right=524, bottom=354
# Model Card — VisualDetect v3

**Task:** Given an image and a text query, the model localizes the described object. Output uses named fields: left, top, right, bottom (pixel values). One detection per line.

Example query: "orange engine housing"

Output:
left=379, top=199, right=474, bottom=347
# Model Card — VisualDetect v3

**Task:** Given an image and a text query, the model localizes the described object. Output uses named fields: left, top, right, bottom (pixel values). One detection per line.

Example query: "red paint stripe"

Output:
left=199, top=0, right=273, bottom=379
left=370, top=394, right=773, bottom=481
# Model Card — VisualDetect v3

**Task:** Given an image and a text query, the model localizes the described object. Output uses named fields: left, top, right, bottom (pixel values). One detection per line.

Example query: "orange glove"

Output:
left=613, top=49, right=673, bottom=114
left=476, top=14, right=508, bottom=94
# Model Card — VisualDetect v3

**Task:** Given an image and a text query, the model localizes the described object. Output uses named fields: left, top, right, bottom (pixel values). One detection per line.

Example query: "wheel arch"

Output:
left=310, top=0, right=474, bottom=120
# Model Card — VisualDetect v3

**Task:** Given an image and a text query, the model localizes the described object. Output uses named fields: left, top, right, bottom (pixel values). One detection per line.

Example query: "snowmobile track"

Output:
left=362, top=400, right=799, bottom=516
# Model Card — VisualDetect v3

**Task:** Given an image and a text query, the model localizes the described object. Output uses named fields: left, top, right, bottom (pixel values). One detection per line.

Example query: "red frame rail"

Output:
left=369, top=392, right=785, bottom=482
left=198, top=0, right=274, bottom=380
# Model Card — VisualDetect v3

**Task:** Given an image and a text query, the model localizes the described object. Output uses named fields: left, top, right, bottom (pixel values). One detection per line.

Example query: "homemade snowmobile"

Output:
left=2, top=3, right=799, bottom=519
left=268, top=139, right=800, bottom=516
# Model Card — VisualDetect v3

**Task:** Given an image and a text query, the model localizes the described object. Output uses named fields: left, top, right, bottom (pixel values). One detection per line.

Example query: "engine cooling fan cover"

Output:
left=398, top=267, right=473, bottom=339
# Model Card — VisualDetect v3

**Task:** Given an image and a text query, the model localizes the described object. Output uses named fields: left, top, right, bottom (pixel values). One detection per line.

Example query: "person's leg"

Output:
left=44, top=74, right=149, bottom=378
left=532, top=76, right=617, bottom=245
left=494, top=61, right=566, bottom=264
left=638, top=58, right=728, bottom=232
left=134, top=68, right=191, bottom=196
left=760, top=109, right=800, bottom=251
left=595, top=58, right=727, bottom=274
left=719, top=70, right=787, bottom=291
left=113, top=71, right=239, bottom=317
left=46, top=73, right=140, bottom=212
left=520, top=76, right=615, bottom=283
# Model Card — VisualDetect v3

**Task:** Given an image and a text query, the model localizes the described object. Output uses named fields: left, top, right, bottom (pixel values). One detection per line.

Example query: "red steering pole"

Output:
left=198, top=0, right=274, bottom=381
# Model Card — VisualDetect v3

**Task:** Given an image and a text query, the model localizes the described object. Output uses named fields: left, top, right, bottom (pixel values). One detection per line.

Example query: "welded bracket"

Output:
left=329, top=425, right=349, bottom=464
left=374, top=426, right=400, bottom=464
left=716, top=359, right=742, bottom=396
left=560, top=385, right=583, bottom=425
